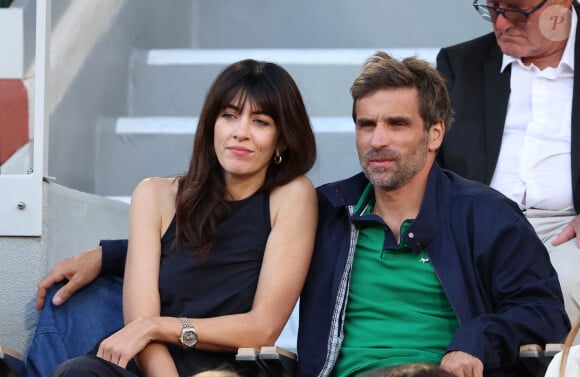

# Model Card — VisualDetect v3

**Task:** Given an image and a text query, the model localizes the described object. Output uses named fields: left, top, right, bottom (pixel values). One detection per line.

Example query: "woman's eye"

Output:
left=254, top=118, right=269, bottom=126
left=221, top=112, right=236, bottom=119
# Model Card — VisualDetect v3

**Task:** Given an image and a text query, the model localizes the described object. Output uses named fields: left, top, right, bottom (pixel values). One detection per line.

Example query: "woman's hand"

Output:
left=97, top=316, right=155, bottom=368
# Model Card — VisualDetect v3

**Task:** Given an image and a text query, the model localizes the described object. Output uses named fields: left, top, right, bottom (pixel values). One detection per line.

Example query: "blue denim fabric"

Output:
left=25, top=276, right=123, bottom=377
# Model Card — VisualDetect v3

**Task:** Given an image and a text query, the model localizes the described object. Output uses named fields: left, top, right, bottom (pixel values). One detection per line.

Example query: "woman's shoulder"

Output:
left=133, top=177, right=178, bottom=195
left=271, top=175, right=315, bottom=198
left=131, top=177, right=178, bottom=209
left=269, top=175, right=317, bottom=218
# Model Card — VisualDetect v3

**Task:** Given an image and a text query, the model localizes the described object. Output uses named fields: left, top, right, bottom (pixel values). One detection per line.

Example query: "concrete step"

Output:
left=128, top=48, right=439, bottom=117
left=95, top=116, right=360, bottom=197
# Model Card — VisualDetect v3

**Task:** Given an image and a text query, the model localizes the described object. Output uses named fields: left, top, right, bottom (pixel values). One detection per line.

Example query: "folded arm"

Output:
left=446, top=210, right=570, bottom=372
left=98, top=175, right=317, bottom=374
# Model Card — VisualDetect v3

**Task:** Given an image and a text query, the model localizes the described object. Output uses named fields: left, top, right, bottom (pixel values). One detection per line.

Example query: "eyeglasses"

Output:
left=473, top=0, right=548, bottom=24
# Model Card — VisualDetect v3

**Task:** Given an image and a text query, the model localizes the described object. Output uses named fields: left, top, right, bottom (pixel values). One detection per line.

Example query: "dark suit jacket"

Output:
left=436, top=2, right=580, bottom=213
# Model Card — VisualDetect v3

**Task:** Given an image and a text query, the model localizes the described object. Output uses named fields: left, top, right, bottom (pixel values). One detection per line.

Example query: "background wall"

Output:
left=190, top=0, right=490, bottom=49
left=0, top=182, right=129, bottom=355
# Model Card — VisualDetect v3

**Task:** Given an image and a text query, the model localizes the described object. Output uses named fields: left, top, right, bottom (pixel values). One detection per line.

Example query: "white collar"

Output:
left=500, top=5, right=576, bottom=72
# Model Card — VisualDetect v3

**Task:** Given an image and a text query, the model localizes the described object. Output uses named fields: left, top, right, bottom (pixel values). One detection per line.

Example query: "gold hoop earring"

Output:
left=274, top=154, right=283, bottom=165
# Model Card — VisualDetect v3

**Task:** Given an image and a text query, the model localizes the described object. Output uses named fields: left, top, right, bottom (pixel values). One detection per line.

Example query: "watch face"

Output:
left=181, top=329, right=198, bottom=348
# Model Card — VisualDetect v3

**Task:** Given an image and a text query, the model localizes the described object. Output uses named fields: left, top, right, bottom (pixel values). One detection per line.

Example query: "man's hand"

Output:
left=36, top=246, right=103, bottom=310
left=441, top=351, right=483, bottom=377
left=552, top=215, right=580, bottom=248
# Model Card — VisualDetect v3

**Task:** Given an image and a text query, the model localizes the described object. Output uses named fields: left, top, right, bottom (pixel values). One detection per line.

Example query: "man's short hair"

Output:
left=350, top=51, right=454, bottom=132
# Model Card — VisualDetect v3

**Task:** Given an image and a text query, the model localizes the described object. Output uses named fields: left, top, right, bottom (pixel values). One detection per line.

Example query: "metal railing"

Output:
left=0, top=0, right=50, bottom=236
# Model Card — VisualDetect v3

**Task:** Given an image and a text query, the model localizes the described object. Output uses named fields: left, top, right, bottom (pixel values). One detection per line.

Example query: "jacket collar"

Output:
left=317, top=172, right=368, bottom=208
left=318, top=164, right=450, bottom=254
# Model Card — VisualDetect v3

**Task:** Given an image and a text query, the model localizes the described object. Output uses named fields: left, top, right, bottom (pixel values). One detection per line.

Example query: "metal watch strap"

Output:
left=180, top=317, right=193, bottom=329
left=179, top=317, right=197, bottom=349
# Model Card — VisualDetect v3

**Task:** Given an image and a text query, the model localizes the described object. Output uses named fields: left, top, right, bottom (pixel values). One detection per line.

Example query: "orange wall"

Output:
left=0, top=79, right=28, bottom=164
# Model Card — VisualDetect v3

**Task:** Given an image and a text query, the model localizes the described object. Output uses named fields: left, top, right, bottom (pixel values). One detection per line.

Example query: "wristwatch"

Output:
left=179, top=317, right=198, bottom=349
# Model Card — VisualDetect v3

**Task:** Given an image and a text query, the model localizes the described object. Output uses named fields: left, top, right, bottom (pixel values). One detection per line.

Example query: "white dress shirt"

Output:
left=491, top=8, right=576, bottom=211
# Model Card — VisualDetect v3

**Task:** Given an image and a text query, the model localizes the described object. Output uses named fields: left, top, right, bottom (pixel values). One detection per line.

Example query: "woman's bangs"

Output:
left=229, top=81, right=279, bottom=121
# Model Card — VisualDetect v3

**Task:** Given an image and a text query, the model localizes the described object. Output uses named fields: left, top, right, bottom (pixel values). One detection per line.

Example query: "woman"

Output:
left=51, top=59, right=317, bottom=376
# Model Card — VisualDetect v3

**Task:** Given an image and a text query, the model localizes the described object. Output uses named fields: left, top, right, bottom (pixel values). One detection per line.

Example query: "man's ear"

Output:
left=428, top=120, right=445, bottom=152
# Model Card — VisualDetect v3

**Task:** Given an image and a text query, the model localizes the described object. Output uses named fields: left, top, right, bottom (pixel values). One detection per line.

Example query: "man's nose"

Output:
left=370, top=125, right=391, bottom=148
left=494, top=12, right=514, bottom=31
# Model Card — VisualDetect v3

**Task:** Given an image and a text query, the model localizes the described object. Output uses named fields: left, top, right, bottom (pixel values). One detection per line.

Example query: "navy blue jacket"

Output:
left=297, top=164, right=570, bottom=377
left=100, top=238, right=128, bottom=277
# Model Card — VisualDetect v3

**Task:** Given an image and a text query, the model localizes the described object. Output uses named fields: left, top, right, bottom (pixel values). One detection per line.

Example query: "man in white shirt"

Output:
left=436, top=0, right=580, bottom=328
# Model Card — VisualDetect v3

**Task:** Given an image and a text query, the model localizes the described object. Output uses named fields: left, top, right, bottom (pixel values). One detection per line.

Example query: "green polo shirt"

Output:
left=333, top=183, right=459, bottom=377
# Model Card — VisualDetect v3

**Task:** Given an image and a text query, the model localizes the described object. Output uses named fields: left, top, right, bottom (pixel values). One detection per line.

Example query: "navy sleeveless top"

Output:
left=157, top=190, right=271, bottom=375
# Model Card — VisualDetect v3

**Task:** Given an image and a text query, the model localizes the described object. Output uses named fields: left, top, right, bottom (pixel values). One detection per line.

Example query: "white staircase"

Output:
left=43, top=0, right=491, bottom=195
left=94, top=48, right=439, bottom=199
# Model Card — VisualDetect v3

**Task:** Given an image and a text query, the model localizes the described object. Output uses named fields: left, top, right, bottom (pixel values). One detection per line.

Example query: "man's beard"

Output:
left=360, top=134, right=428, bottom=191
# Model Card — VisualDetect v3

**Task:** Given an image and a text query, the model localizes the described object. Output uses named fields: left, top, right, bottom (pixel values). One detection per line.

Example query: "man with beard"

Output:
left=296, top=52, right=569, bottom=377
left=33, top=52, right=569, bottom=377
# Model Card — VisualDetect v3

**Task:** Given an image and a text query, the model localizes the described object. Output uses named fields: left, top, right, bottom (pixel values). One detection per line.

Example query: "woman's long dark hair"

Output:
left=175, top=59, right=316, bottom=260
